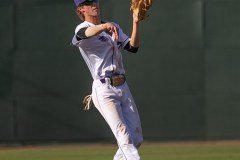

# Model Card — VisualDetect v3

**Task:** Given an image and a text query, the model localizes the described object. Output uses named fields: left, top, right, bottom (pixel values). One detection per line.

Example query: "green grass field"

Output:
left=0, top=141, right=240, bottom=160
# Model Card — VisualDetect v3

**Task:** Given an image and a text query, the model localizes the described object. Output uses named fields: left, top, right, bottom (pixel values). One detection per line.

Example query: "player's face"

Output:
left=81, top=1, right=100, bottom=18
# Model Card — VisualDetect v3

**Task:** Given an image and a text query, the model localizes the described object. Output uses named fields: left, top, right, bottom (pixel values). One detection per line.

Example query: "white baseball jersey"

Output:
left=72, top=21, right=130, bottom=80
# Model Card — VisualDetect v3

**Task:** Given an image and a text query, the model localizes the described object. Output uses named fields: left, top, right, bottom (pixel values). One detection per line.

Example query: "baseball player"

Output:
left=72, top=0, right=143, bottom=159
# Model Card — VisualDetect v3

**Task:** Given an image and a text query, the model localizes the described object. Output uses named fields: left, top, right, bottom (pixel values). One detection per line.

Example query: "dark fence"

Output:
left=1, top=0, right=240, bottom=143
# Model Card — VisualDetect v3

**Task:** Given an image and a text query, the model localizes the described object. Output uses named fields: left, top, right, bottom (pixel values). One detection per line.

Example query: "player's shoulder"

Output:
left=74, top=21, right=92, bottom=34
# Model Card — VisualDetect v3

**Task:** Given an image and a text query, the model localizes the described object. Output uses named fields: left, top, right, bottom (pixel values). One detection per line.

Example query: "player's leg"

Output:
left=113, top=83, right=143, bottom=160
left=113, top=149, right=123, bottom=160
left=121, top=83, right=143, bottom=148
left=91, top=81, right=140, bottom=160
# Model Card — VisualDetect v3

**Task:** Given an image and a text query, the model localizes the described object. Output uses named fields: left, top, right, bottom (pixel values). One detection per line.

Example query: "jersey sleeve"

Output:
left=72, top=22, right=90, bottom=47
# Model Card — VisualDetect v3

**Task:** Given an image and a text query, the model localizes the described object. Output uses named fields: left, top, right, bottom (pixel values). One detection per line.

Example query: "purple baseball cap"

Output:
left=74, top=0, right=94, bottom=6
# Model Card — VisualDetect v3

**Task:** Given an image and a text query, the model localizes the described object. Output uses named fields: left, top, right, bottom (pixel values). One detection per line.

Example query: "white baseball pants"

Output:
left=91, top=79, right=143, bottom=160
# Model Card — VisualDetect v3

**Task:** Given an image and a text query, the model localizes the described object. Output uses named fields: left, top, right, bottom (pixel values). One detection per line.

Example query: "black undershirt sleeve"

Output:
left=124, top=41, right=139, bottom=53
left=76, top=27, right=88, bottom=41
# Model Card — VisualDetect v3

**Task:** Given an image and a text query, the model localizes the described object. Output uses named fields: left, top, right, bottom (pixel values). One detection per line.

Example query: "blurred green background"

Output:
left=0, top=0, right=240, bottom=144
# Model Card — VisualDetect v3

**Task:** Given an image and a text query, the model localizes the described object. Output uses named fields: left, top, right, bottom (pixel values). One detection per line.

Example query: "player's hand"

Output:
left=102, top=23, right=119, bottom=41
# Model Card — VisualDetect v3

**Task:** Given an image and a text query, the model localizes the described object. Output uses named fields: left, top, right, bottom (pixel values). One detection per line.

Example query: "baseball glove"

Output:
left=130, top=0, right=153, bottom=21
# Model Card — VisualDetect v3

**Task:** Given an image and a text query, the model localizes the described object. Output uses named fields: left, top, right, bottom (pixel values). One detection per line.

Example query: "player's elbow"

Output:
left=130, top=47, right=139, bottom=53
left=124, top=42, right=139, bottom=53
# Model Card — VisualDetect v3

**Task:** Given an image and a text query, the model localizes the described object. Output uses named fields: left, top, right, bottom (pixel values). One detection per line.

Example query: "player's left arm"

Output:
left=123, top=13, right=140, bottom=53
left=129, top=13, right=140, bottom=48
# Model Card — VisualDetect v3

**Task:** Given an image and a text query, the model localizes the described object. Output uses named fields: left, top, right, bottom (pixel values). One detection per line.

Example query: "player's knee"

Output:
left=133, top=127, right=143, bottom=148
left=134, top=137, right=143, bottom=149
